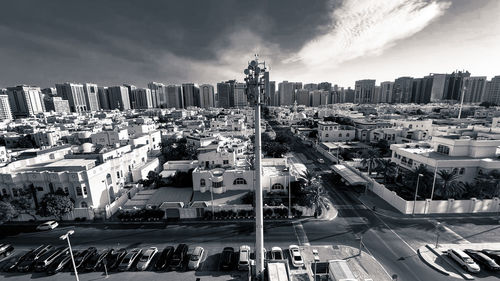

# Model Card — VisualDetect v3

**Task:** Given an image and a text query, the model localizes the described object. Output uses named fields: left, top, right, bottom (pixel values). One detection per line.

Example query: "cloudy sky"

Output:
left=0, top=0, right=499, bottom=89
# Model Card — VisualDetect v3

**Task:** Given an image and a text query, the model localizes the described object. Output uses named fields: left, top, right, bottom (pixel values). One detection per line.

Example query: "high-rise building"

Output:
left=97, top=87, right=109, bottom=110
left=410, top=78, right=423, bottom=103
left=107, top=86, right=130, bottom=110
left=296, top=89, right=310, bottom=106
left=304, top=83, right=318, bottom=91
left=6, top=85, right=44, bottom=117
left=0, top=95, right=13, bottom=121
left=147, top=82, right=165, bottom=108
left=392, top=77, right=413, bottom=103
left=462, top=76, right=487, bottom=103
left=318, top=82, right=332, bottom=91
left=50, top=97, right=71, bottom=113
left=310, top=90, right=321, bottom=107
left=429, top=73, right=448, bottom=102
left=372, top=86, right=382, bottom=103
left=166, top=85, right=183, bottom=108
left=55, top=83, right=87, bottom=112
left=344, top=87, right=355, bottom=103
left=217, top=80, right=235, bottom=108
left=445, top=70, right=470, bottom=101
left=294, top=82, right=303, bottom=91
left=320, top=90, right=330, bottom=105
left=484, top=76, right=500, bottom=104
left=380, top=82, right=394, bottom=103
left=182, top=83, right=200, bottom=108
left=234, top=83, right=247, bottom=107
left=269, top=81, right=277, bottom=106
left=123, top=84, right=137, bottom=108
left=278, top=81, right=295, bottom=106
left=83, top=83, right=100, bottom=111
left=130, top=88, right=153, bottom=109
left=354, top=80, right=375, bottom=104
left=199, top=84, right=215, bottom=108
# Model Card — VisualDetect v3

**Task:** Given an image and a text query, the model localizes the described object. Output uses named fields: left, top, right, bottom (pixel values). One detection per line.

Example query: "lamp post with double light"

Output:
left=412, top=174, right=423, bottom=216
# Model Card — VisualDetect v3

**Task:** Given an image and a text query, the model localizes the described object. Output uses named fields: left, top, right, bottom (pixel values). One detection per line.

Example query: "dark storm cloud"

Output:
left=0, top=0, right=332, bottom=87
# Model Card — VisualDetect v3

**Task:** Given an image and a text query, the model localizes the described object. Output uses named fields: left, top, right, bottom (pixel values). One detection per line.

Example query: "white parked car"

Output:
left=238, top=245, right=251, bottom=271
left=36, top=221, right=59, bottom=231
left=288, top=245, right=304, bottom=268
left=188, top=246, right=204, bottom=270
left=271, top=247, right=284, bottom=260
left=447, top=249, right=480, bottom=273
left=136, top=247, right=158, bottom=271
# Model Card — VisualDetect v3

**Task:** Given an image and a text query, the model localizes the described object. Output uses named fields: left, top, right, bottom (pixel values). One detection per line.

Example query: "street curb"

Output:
left=417, top=246, right=450, bottom=276
left=425, top=245, right=474, bottom=280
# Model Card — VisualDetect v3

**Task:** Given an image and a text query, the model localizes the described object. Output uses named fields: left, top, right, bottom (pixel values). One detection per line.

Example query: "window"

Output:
left=325, top=134, right=329, bottom=137
left=346, top=133, right=349, bottom=137
left=117, top=171, right=120, bottom=178
left=233, top=178, right=247, bottom=185
left=76, top=186, right=82, bottom=196
left=223, top=160, right=229, bottom=165
left=459, top=168, right=465, bottom=175
left=200, top=179, right=206, bottom=187
left=1, top=188, right=7, bottom=196
left=64, top=187, right=69, bottom=195
left=81, top=201, right=88, bottom=208
left=82, top=186, right=88, bottom=196
left=271, top=183, right=284, bottom=190
left=212, top=181, right=223, bottom=188
left=437, top=145, right=450, bottom=155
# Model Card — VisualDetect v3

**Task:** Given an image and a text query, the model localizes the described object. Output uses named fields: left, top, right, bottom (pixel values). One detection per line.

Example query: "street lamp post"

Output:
left=60, top=230, right=79, bottom=281
left=430, top=163, right=438, bottom=201
left=208, top=175, right=215, bottom=217
left=412, top=174, right=423, bottom=216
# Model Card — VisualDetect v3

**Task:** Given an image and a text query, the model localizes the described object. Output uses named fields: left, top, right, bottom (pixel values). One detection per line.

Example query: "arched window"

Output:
left=200, top=179, right=206, bottom=187
left=1, top=188, right=7, bottom=196
left=271, top=183, right=284, bottom=190
left=106, top=174, right=112, bottom=185
left=81, top=201, right=88, bottom=208
left=233, top=178, right=247, bottom=185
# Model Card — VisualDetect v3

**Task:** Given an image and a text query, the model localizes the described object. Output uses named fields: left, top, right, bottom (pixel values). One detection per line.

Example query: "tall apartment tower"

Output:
left=445, top=70, right=470, bottom=101
left=148, top=82, right=166, bottom=108
left=392, top=77, right=413, bottom=103
left=269, top=81, right=277, bottom=106
left=55, top=83, right=88, bottom=112
left=123, top=84, right=137, bottom=108
left=318, top=82, right=332, bottom=91
left=97, top=87, right=109, bottom=110
left=234, top=83, right=247, bottom=107
left=354, top=80, right=376, bottom=104
left=484, top=76, right=500, bottom=104
left=6, top=85, right=44, bottom=117
left=166, top=85, right=183, bottom=108
left=217, top=80, right=235, bottom=108
left=199, top=84, right=215, bottom=108
left=83, top=83, right=100, bottom=111
left=296, top=89, right=310, bottom=106
left=462, top=76, right=487, bottom=103
left=182, top=83, right=200, bottom=108
left=304, top=83, right=318, bottom=91
left=429, top=73, right=448, bottom=102
left=130, top=88, right=153, bottom=109
left=278, top=81, right=295, bottom=106
left=107, top=86, right=131, bottom=110
left=380, top=81, right=394, bottom=103
left=0, top=95, right=13, bottom=121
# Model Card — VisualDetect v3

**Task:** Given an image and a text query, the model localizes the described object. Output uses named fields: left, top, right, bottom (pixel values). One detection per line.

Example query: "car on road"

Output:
left=17, top=244, right=53, bottom=272
left=188, top=246, right=204, bottom=270
left=46, top=250, right=76, bottom=275
left=447, top=249, right=480, bottom=273
left=238, top=245, right=251, bottom=271
left=106, top=248, right=127, bottom=271
left=169, top=244, right=188, bottom=271
left=312, top=249, right=320, bottom=262
left=74, top=247, right=97, bottom=269
left=118, top=248, right=142, bottom=271
left=271, top=247, right=284, bottom=260
left=289, top=245, right=304, bottom=268
left=0, top=244, right=14, bottom=257
left=136, top=247, right=158, bottom=271
left=155, top=246, right=174, bottom=271
left=317, top=158, right=325, bottom=164
left=36, top=221, right=59, bottom=231
left=220, top=247, right=235, bottom=271
left=34, top=247, right=68, bottom=272
left=465, top=249, right=500, bottom=271
left=482, top=250, right=500, bottom=264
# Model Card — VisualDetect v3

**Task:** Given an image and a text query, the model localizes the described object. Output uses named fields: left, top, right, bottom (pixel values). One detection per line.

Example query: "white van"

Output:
left=447, top=249, right=480, bottom=273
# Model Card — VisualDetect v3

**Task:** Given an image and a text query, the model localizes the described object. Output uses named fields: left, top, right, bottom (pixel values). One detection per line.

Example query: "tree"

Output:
left=375, top=139, right=390, bottom=156
left=360, top=149, right=380, bottom=175
left=308, top=130, right=318, bottom=139
left=39, top=194, right=74, bottom=220
left=263, top=142, right=289, bottom=158
left=11, top=194, right=36, bottom=220
left=0, top=201, right=18, bottom=224
left=375, top=159, right=397, bottom=183
left=403, top=164, right=433, bottom=198
left=161, top=138, right=198, bottom=161
left=475, top=170, right=500, bottom=198
left=436, top=170, right=463, bottom=199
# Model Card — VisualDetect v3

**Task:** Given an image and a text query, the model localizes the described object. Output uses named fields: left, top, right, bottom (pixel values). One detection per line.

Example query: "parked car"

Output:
left=0, top=244, right=14, bottom=257
left=17, top=245, right=53, bottom=272
left=271, top=247, right=284, bottom=260
left=4, top=248, right=38, bottom=272
left=312, top=249, right=320, bottom=262
left=465, top=249, right=500, bottom=271
left=155, top=246, right=174, bottom=271
left=238, top=245, right=251, bottom=271
left=220, top=247, right=235, bottom=271
left=46, top=250, right=76, bottom=275
left=85, top=249, right=113, bottom=271
left=118, top=248, right=142, bottom=271
left=447, top=249, right=480, bottom=273
left=289, top=245, right=304, bottom=268
left=107, top=248, right=127, bottom=271
left=482, top=250, right=500, bottom=264
left=169, top=244, right=188, bottom=270
left=188, top=246, right=204, bottom=270
left=34, top=247, right=68, bottom=272
left=74, top=247, right=97, bottom=269
left=36, top=221, right=59, bottom=231
left=136, top=247, right=158, bottom=271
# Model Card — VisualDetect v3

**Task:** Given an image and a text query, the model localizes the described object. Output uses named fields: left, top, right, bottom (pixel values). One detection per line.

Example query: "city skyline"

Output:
left=0, top=0, right=499, bottom=88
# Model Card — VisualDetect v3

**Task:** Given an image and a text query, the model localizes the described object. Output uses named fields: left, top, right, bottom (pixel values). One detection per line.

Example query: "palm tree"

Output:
left=436, top=170, right=463, bottom=199
left=458, top=182, right=482, bottom=199
left=376, top=159, right=397, bottom=183
left=475, top=170, right=500, bottom=198
left=299, top=171, right=317, bottom=190
left=305, top=179, right=326, bottom=217
left=360, top=149, right=380, bottom=176
left=403, top=164, right=433, bottom=198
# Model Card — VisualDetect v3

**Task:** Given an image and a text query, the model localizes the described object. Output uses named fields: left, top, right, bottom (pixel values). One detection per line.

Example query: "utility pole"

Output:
left=458, top=82, right=466, bottom=119
left=244, top=56, right=267, bottom=279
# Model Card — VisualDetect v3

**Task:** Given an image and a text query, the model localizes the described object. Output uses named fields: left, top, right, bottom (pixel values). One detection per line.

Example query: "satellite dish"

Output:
left=244, top=69, right=249, bottom=75
left=250, top=60, right=257, bottom=67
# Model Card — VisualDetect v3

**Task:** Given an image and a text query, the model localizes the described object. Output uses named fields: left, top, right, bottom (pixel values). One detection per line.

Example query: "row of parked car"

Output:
left=447, top=248, right=500, bottom=273
left=1, top=243, right=308, bottom=275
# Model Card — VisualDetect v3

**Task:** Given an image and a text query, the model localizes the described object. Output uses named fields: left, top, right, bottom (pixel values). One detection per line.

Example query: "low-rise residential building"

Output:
left=317, top=121, right=355, bottom=142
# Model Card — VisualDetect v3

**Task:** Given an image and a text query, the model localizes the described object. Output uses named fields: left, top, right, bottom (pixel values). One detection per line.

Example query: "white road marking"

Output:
left=292, top=221, right=310, bottom=246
